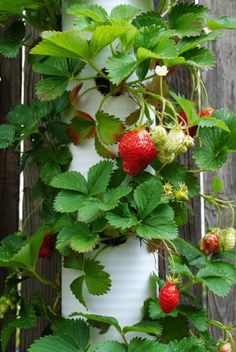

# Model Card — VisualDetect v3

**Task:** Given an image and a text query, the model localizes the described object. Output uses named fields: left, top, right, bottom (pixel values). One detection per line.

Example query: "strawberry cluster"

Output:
left=200, top=227, right=236, bottom=255
left=151, top=125, right=194, bottom=165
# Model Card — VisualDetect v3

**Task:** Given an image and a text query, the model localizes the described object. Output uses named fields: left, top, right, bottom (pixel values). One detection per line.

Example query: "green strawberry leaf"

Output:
left=40, top=161, right=61, bottom=185
left=198, top=116, right=229, bottom=131
left=106, top=53, right=137, bottom=85
left=77, top=199, right=103, bottom=222
left=212, top=109, right=236, bottom=151
left=0, top=20, right=25, bottom=58
left=169, top=337, right=205, bottom=352
left=123, top=321, right=162, bottom=337
left=201, top=277, right=232, bottom=297
left=132, top=11, right=167, bottom=29
left=67, top=4, right=108, bottom=22
left=70, top=275, right=87, bottom=309
left=149, top=300, right=179, bottom=320
left=96, top=110, right=124, bottom=144
left=90, top=25, right=131, bottom=56
left=159, top=161, right=199, bottom=197
left=51, top=318, right=90, bottom=350
left=87, top=160, right=113, bottom=196
left=69, top=112, right=96, bottom=144
left=128, top=338, right=167, bottom=352
left=33, top=57, right=85, bottom=77
left=75, top=313, right=122, bottom=333
left=176, top=32, right=218, bottom=55
left=136, top=204, right=178, bottom=240
left=31, top=30, right=90, bottom=60
left=36, top=77, right=68, bottom=101
left=93, top=341, right=126, bottom=352
left=94, top=135, right=116, bottom=159
left=193, top=127, right=229, bottom=171
left=28, top=335, right=78, bottom=352
left=0, top=124, right=15, bottom=148
left=54, top=191, right=86, bottom=213
left=207, top=16, right=236, bottom=30
left=50, top=171, right=88, bottom=193
left=84, top=259, right=111, bottom=296
left=137, top=39, right=177, bottom=61
left=103, top=186, right=132, bottom=210
left=170, top=92, right=199, bottom=126
left=182, top=47, right=215, bottom=69
left=177, top=305, right=208, bottom=332
left=106, top=205, right=138, bottom=230
left=110, top=5, right=141, bottom=21
left=211, top=176, right=223, bottom=194
left=133, top=176, right=163, bottom=219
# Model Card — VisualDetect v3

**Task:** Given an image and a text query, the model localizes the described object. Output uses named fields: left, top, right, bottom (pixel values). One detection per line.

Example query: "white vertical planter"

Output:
left=62, top=0, right=157, bottom=342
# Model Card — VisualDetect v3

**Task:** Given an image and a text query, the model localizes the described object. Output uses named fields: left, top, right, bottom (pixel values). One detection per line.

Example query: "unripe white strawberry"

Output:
left=158, top=149, right=175, bottom=164
left=165, top=128, right=186, bottom=154
left=220, top=227, right=236, bottom=251
left=184, top=135, right=195, bottom=148
left=219, top=342, right=232, bottom=352
left=151, top=125, right=168, bottom=146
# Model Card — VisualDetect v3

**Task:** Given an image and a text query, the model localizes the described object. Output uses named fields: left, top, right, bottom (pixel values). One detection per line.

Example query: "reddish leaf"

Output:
left=96, top=110, right=124, bottom=145
left=95, top=135, right=117, bottom=159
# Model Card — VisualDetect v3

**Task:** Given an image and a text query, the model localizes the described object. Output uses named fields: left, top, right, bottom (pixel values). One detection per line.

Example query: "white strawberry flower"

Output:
left=155, top=65, right=169, bottom=77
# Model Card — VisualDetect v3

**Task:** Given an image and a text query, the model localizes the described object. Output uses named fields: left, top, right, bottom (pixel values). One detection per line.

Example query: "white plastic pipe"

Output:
left=62, top=0, right=157, bottom=343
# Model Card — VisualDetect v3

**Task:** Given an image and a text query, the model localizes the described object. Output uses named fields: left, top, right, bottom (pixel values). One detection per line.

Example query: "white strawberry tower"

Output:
left=62, top=0, right=157, bottom=343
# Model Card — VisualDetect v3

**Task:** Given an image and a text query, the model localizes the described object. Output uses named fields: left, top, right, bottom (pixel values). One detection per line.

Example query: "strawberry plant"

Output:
left=0, top=0, right=236, bottom=351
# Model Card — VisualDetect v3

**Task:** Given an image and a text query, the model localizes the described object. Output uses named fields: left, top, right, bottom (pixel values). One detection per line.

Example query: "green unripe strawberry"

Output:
left=151, top=125, right=168, bottom=146
left=158, top=149, right=175, bottom=164
left=220, top=227, right=236, bottom=251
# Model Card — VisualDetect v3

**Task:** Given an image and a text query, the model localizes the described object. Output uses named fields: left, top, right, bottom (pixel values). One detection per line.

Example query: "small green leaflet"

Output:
left=36, top=77, right=68, bottom=101
left=177, top=305, right=208, bottom=332
left=212, top=176, right=223, bottom=194
left=84, top=258, right=111, bottom=295
left=137, top=39, right=177, bottom=61
left=106, top=53, right=137, bottom=85
left=170, top=92, right=199, bottom=126
left=128, top=338, right=167, bottom=352
left=61, top=223, right=99, bottom=253
left=106, top=205, right=138, bottom=230
left=0, top=124, right=15, bottom=149
left=87, top=160, right=113, bottom=195
left=123, top=321, right=163, bottom=337
left=40, top=161, right=61, bottom=185
left=96, top=110, right=124, bottom=144
left=169, top=337, right=205, bottom=352
left=70, top=276, right=87, bottom=308
left=50, top=171, right=88, bottom=193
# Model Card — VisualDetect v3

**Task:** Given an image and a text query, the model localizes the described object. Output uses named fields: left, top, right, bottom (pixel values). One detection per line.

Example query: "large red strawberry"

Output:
left=180, top=107, right=214, bottom=137
left=159, top=281, right=180, bottom=313
left=118, top=127, right=157, bottom=176
left=38, top=233, right=54, bottom=258
left=200, top=232, right=220, bottom=256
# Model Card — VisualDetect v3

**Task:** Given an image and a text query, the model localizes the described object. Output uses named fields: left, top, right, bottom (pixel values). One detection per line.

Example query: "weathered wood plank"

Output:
left=0, top=39, right=21, bottom=351
left=201, top=0, right=236, bottom=340
left=20, top=27, right=61, bottom=352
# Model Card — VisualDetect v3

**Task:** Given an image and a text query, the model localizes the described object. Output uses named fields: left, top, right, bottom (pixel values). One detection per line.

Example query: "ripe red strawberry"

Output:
left=38, top=233, right=54, bottom=258
left=200, top=232, right=220, bottom=255
left=219, top=342, right=232, bottom=352
left=118, top=128, right=157, bottom=176
left=159, top=281, right=180, bottom=313
left=180, top=107, right=214, bottom=137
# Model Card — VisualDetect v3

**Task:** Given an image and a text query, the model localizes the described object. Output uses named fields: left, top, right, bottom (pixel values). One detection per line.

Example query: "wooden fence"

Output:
left=0, top=0, right=235, bottom=350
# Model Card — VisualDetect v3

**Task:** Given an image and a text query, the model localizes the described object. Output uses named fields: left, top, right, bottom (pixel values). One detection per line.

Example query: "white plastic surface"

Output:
left=62, top=0, right=157, bottom=342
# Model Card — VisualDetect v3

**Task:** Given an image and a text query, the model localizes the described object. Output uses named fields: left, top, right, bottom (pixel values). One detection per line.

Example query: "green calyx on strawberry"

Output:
left=180, top=107, right=214, bottom=137
left=200, top=230, right=220, bottom=255
left=159, top=280, right=180, bottom=313
left=118, top=127, right=157, bottom=176
left=220, top=227, right=236, bottom=252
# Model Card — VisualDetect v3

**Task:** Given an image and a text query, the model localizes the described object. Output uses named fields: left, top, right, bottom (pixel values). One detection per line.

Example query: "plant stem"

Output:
left=28, top=269, right=56, bottom=287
